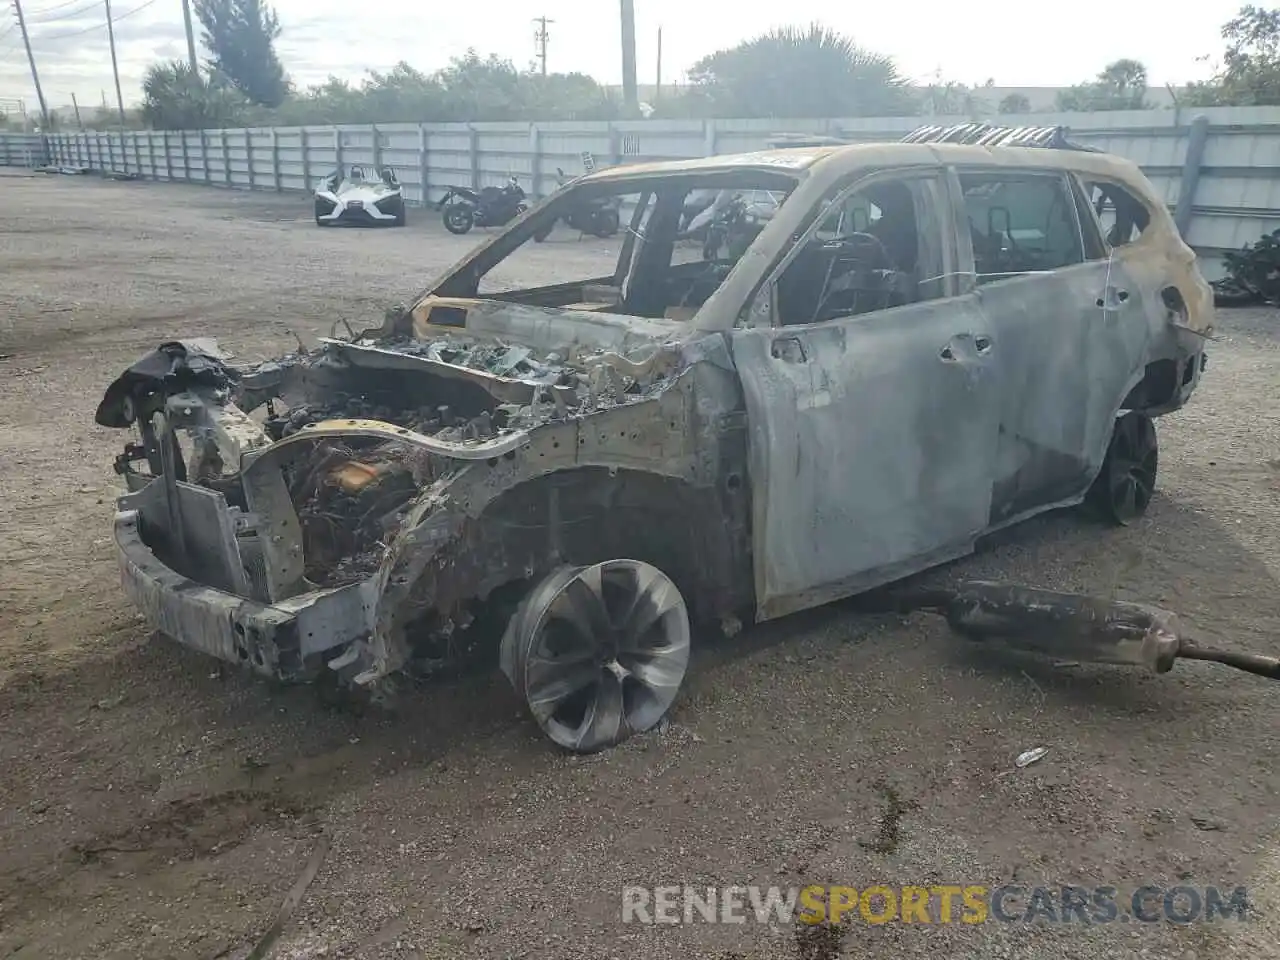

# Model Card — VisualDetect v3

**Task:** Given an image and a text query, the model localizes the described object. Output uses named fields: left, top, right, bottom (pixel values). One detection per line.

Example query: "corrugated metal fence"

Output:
left=3, top=106, right=1278, bottom=274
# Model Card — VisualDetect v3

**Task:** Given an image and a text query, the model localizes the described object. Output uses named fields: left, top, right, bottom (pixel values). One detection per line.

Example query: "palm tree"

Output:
left=688, top=24, right=913, bottom=118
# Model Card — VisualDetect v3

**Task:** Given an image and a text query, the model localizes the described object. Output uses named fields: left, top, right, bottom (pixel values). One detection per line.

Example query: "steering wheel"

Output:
left=809, top=232, right=901, bottom=323
left=825, top=231, right=896, bottom=272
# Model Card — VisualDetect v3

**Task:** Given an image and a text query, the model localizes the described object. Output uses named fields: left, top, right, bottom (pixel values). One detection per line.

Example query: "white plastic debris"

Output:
left=1015, top=746, right=1049, bottom=768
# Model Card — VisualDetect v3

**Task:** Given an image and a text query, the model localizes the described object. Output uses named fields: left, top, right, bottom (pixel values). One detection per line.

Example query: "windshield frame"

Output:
left=421, top=167, right=807, bottom=330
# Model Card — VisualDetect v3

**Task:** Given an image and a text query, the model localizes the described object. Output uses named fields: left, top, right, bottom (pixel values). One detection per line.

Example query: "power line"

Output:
left=28, top=0, right=157, bottom=41
left=22, top=0, right=93, bottom=15
left=28, top=0, right=102, bottom=23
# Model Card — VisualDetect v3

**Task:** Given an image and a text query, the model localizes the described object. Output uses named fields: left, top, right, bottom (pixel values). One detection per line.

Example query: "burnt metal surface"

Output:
left=98, top=140, right=1216, bottom=710
left=103, top=303, right=752, bottom=689
left=894, top=580, right=1280, bottom=681
left=901, top=123, right=1102, bottom=152
left=96, top=339, right=238, bottom=428
left=732, top=294, right=1001, bottom=617
left=725, top=147, right=1211, bottom=619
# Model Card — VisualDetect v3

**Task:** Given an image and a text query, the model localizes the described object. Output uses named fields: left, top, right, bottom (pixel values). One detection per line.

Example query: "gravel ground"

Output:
left=1, top=170, right=1278, bottom=960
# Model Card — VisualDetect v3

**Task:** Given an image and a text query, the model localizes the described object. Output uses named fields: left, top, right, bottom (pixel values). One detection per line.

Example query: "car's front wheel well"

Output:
left=394, top=466, right=753, bottom=667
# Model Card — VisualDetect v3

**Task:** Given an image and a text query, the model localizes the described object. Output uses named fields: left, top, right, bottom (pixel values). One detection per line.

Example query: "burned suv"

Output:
left=99, top=124, right=1213, bottom=752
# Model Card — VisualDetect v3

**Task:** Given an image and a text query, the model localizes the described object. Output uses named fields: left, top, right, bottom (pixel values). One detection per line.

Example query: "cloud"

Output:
left=0, top=0, right=1230, bottom=113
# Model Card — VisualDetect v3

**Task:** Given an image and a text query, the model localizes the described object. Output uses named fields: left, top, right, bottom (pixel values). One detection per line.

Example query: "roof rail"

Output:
left=766, top=133, right=856, bottom=149
left=901, top=122, right=1101, bottom=152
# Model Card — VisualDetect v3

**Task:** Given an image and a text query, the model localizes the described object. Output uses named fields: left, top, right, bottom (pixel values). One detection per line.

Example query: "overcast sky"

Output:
left=0, top=0, right=1240, bottom=115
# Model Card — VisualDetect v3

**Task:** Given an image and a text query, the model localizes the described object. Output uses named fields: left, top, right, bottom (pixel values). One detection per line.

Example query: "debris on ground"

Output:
left=1015, top=746, right=1049, bottom=768
left=1190, top=815, right=1225, bottom=832
left=891, top=580, right=1280, bottom=681
left=34, top=164, right=90, bottom=176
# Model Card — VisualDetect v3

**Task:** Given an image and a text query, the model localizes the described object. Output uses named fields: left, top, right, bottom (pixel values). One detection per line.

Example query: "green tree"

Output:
left=1183, top=5, right=1280, bottom=105
left=999, top=92, right=1032, bottom=113
left=918, top=77, right=991, bottom=116
left=1057, top=58, right=1149, bottom=110
left=141, top=61, right=245, bottom=129
left=685, top=23, right=913, bottom=118
left=256, top=54, right=619, bottom=125
left=193, top=0, right=288, bottom=108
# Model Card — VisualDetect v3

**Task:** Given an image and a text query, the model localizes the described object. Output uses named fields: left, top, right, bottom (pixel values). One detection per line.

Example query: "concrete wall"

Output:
left=4, top=106, right=1278, bottom=277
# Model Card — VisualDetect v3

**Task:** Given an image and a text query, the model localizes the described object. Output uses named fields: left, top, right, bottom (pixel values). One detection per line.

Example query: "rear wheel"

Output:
left=534, top=220, right=555, bottom=242
left=1086, top=411, right=1158, bottom=525
left=500, top=560, right=691, bottom=753
left=592, top=207, right=620, bottom=238
left=442, top=202, right=474, bottom=235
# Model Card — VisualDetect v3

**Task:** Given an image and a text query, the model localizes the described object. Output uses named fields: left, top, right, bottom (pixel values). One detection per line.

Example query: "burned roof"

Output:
left=578, top=126, right=1122, bottom=187
left=900, top=122, right=1102, bottom=152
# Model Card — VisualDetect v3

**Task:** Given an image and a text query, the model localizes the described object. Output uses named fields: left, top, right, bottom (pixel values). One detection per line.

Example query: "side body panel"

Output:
left=977, top=261, right=1150, bottom=524
left=733, top=297, right=1000, bottom=617
left=730, top=166, right=1001, bottom=619
left=950, top=167, right=1153, bottom=525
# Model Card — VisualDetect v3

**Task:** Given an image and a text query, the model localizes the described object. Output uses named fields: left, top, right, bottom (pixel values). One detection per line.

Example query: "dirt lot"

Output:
left=1, top=170, right=1279, bottom=960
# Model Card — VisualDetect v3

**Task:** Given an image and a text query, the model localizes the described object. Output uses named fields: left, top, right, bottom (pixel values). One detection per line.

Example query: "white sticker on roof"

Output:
left=662, top=151, right=819, bottom=170
left=718, top=152, right=819, bottom=168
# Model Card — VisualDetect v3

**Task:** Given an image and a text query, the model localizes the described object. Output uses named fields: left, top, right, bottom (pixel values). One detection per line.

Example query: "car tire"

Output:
left=593, top=207, right=621, bottom=238
left=1086, top=411, right=1158, bottom=525
left=442, top=202, right=474, bottom=235
left=393, top=201, right=406, bottom=227
left=499, top=560, right=691, bottom=753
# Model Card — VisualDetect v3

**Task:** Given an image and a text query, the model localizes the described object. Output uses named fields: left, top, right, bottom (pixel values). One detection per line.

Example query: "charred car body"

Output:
left=101, top=125, right=1213, bottom=752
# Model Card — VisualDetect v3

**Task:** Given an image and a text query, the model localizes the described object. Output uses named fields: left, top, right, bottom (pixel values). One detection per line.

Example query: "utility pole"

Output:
left=71, top=92, right=83, bottom=129
left=181, top=0, right=199, bottom=72
left=11, top=0, right=49, bottom=128
left=104, top=0, right=126, bottom=126
left=619, top=0, right=638, bottom=117
left=533, top=16, right=553, bottom=76
left=654, top=26, right=663, bottom=105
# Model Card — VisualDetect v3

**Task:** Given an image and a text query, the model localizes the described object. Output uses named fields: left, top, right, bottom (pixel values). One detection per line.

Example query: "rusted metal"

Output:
left=895, top=580, right=1280, bottom=681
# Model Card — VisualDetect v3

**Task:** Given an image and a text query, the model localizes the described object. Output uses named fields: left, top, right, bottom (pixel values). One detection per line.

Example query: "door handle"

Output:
left=1096, top=287, right=1130, bottom=309
left=771, top=335, right=807, bottom=363
left=940, top=333, right=993, bottom=362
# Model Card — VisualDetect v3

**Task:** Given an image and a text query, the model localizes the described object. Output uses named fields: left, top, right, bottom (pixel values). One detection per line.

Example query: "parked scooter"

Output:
left=438, top=176, right=528, bottom=235
left=533, top=167, right=622, bottom=242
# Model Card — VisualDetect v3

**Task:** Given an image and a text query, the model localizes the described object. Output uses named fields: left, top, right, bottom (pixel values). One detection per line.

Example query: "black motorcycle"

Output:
left=533, top=167, right=622, bottom=242
left=439, top=176, right=528, bottom=235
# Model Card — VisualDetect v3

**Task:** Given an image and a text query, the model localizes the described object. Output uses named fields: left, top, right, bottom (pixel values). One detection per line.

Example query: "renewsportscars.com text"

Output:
left=621, top=884, right=1251, bottom=925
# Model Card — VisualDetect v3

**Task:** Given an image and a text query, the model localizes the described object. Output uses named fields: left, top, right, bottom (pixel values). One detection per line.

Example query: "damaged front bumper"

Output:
left=99, top=318, right=692, bottom=689
left=114, top=479, right=380, bottom=681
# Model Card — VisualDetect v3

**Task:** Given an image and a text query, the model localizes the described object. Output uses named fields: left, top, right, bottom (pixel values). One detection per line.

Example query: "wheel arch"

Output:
left=1118, top=285, right=1195, bottom=413
left=357, top=362, right=753, bottom=680
left=380, top=463, right=753, bottom=662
